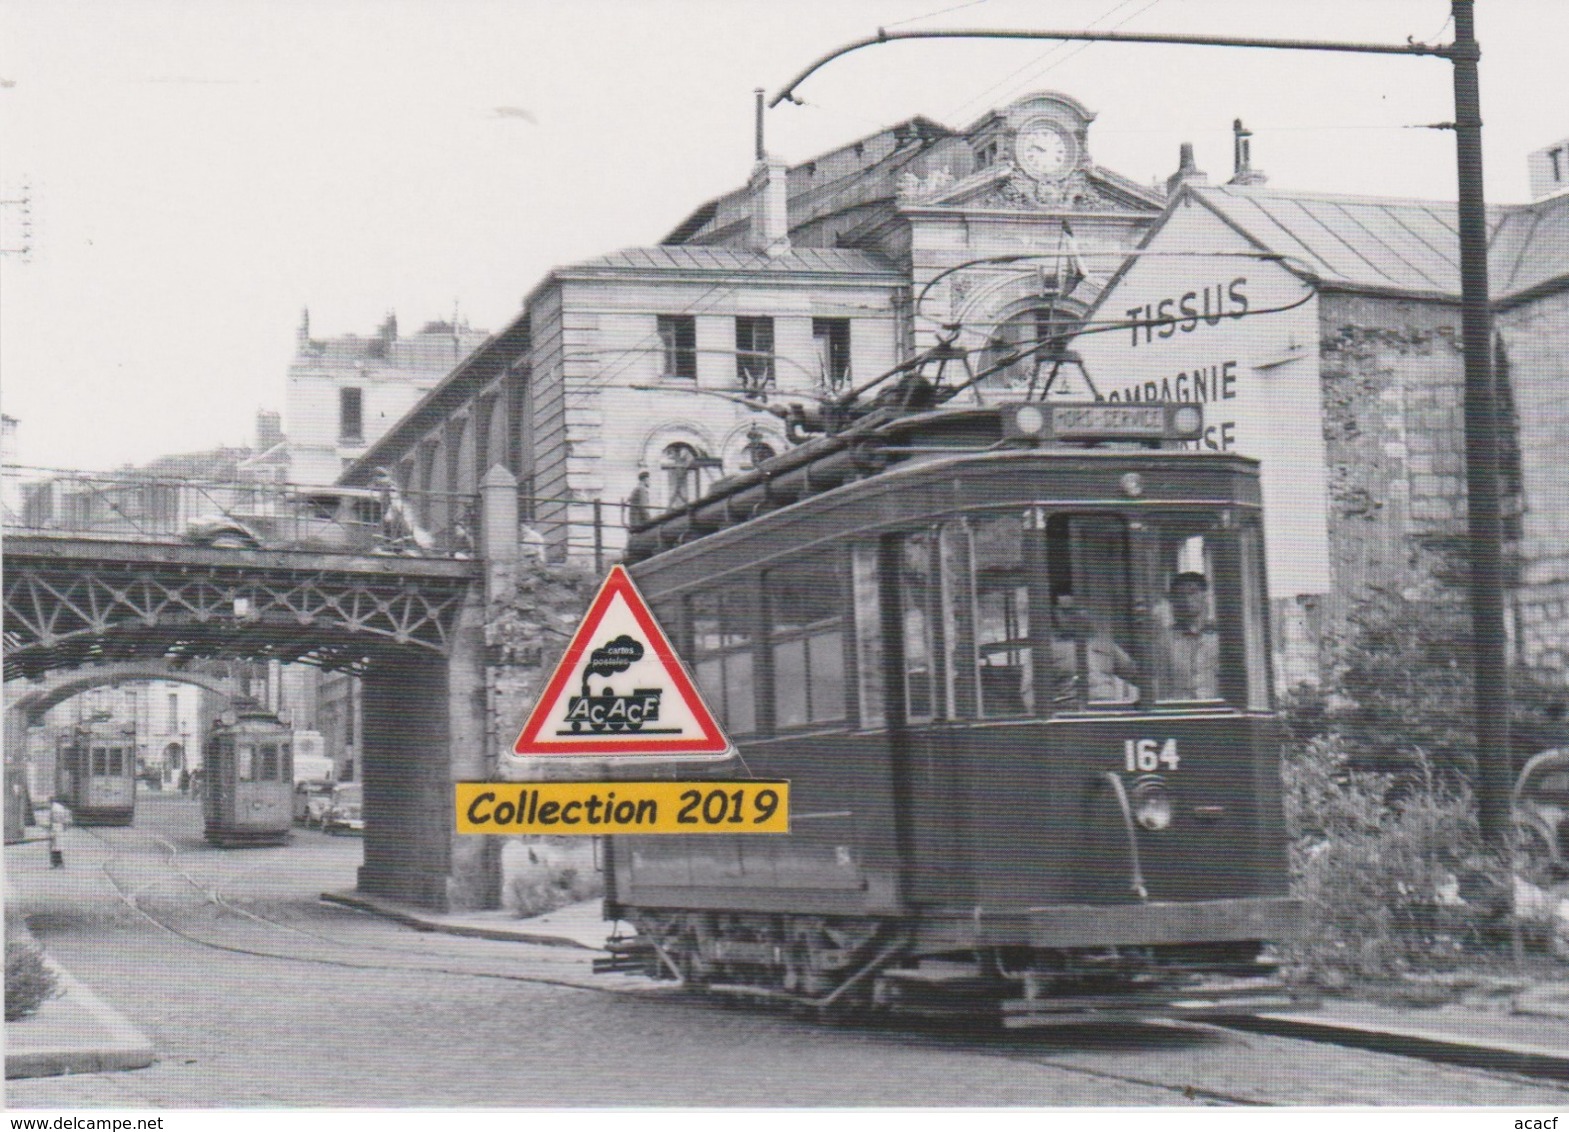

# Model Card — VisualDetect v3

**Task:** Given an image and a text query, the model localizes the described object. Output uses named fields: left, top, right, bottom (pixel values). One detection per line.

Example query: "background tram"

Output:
left=202, top=703, right=294, bottom=846
left=55, top=722, right=137, bottom=826
left=602, top=400, right=1304, bottom=1026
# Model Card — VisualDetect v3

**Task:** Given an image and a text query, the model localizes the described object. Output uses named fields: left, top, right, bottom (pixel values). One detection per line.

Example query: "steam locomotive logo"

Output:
left=557, top=634, right=678, bottom=735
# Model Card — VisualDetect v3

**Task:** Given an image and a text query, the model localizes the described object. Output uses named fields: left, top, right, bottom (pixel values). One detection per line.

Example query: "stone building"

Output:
left=1072, top=147, right=1569, bottom=684
left=342, top=92, right=1169, bottom=560
left=287, top=310, right=490, bottom=484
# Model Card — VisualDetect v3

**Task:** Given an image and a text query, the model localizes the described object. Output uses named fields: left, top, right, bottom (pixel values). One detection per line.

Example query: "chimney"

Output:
left=296, top=307, right=311, bottom=350
left=748, top=156, right=791, bottom=256
left=1229, top=119, right=1268, bottom=186
left=255, top=409, right=284, bottom=451
left=748, top=88, right=790, bottom=256
left=1166, top=142, right=1209, bottom=196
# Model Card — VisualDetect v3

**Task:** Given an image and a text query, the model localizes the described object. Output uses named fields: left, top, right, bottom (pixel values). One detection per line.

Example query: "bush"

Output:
left=5, top=934, right=62, bottom=1021
left=1279, top=734, right=1514, bottom=988
left=505, top=838, right=603, bottom=918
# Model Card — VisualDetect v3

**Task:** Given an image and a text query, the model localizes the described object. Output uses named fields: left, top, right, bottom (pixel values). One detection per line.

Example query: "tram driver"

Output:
left=1049, top=594, right=1139, bottom=704
left=1157, top=571, right=1220, bottom=701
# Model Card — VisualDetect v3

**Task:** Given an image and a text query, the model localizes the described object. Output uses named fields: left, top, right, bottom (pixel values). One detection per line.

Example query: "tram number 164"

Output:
left=1124, top=738, right=1181, bottom=773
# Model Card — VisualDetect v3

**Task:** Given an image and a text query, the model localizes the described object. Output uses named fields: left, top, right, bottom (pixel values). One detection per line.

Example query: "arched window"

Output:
left=661, top=442, right=718, bottom=509
left=982, top=302, right=1082, bottom=391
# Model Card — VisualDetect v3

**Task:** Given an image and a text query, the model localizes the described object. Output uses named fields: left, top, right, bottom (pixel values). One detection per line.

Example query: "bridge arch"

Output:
left=8, top=661, right=239, bottom=725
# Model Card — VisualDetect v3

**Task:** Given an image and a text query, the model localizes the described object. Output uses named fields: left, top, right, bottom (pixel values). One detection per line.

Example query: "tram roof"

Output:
left=625, top=401, right=1253, bottom=563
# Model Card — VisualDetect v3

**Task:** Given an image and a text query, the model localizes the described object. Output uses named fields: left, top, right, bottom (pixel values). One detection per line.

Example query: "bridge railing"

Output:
left=0, top=465, right=482, bottom=558
left=1, top=465, right=630, bottom=567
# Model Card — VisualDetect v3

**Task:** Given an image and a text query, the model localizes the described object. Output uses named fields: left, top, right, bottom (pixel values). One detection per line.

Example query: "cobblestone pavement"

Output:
left=9, top=797, right=1569, bottom=1108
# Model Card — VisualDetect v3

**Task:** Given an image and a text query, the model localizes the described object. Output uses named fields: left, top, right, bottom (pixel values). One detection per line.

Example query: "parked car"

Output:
left=292, top=779, right=336, bottom=827
left=185, top=482, right=434, bottom=555
left=321, top=782, right=364, bottom=836
left=1515, top=748, right=1569, bottom=878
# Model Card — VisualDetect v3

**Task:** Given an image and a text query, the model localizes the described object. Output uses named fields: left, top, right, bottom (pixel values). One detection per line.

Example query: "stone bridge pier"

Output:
left=359, top=466, right=523, bottom=911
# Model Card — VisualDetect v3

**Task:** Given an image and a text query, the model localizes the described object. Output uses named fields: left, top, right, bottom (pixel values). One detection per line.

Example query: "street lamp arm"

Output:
left=770, top=26, right=1450, bottom=107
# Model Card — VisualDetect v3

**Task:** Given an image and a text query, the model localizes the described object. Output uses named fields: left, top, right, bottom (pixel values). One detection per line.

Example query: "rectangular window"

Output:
left=1151, top=527, right=1222, bottom=705
left=812, top=318, right=851, bottom=393
left=689, top=586, right=758, bottom=736
left=971, top=514, right=1033, bottom=717
left=167, top=692, right=179, bottom=731
left=1045, top=513, right=1139, bottom=706
left=237, top=744, right=254, bottom=782
left=339, top=387, right=364, bottom=443
left=1239, top=524, right=1272, bottom=710
left=258, top=744, right=279, bottom=782
left=735, top=316, right=775, bottom=394
left=92, top=747, right=107, bottom=776
left=851, top=543, right=885, bottom=730
left=899, top=532, right=939, bottom=723
left=767, top=552, right=846, bottom=728
left=658, top=315, right=697, bottom=380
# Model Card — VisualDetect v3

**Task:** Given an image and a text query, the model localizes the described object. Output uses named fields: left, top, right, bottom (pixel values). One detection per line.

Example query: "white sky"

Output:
left=1, top=0, right=1563, bottom=472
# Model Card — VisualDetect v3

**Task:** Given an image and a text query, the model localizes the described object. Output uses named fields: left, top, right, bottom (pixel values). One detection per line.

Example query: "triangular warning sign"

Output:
left=513, top=565, right=733, bottom=759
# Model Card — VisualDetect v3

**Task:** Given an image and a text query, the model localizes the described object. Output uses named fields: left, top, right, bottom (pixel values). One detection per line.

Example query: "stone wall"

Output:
left=1316, top=295, right=1469, bottom=639
left=1498, top=288, right=1569, bottom=678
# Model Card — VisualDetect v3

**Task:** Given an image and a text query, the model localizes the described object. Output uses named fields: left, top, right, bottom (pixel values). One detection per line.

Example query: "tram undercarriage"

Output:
left=598, top=907, right=1305, bottom=1026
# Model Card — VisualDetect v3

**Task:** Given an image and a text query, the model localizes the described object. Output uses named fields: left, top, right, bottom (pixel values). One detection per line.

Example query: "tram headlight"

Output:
left=1131, top=782, right=1173, bottom=832
left=1012, top=404, right=1046, bottom=436
left=1170, top=405, right=1204, bottom=438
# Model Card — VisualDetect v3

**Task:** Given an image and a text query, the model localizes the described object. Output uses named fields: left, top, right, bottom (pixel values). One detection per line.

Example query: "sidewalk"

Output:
left=5, top=888, right=156, bottom=1080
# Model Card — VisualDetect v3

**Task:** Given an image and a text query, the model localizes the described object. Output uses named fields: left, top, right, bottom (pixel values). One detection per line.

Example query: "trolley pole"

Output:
left=769, top=0, right=1513, bottom=845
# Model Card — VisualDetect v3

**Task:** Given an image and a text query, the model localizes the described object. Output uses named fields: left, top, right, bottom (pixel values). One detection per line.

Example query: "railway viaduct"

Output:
left=3, top=471, right=535, bottom=911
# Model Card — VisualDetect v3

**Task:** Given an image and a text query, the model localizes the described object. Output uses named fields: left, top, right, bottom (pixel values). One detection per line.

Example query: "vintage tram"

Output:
left=202, top=703, right=294, bottom=846
left=55, top=721, right=137, bottom=826
left=601, top=399, right=1304, bottom=1025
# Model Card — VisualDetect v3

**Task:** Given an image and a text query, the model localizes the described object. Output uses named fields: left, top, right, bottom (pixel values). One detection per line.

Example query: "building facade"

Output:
left=1072, top=163, right=1569, bottom=684
left=343, top=93, right=1169, bottom=556
left=287, top=311, right=490, bottom=484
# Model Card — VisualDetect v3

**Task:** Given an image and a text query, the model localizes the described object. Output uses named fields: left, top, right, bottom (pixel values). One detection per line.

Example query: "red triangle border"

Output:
left=512, top=565, right=731, bottom=757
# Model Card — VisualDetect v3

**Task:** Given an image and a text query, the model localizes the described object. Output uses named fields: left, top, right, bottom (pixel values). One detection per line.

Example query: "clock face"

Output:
left=1016, top=122, right=1076, bottom=180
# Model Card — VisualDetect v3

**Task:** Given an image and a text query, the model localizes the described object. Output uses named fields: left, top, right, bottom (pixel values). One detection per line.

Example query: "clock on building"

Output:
left=1015, top=120, right=1078, bottom=181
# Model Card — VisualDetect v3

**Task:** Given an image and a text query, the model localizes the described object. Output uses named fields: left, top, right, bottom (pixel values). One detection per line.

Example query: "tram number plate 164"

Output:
left=1124, top=738, right=1180, bottom=772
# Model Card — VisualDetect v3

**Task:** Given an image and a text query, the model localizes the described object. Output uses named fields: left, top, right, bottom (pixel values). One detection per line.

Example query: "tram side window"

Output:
left=900, top=531, right=939, bottom=723
left=688, top=586, right=758, bottom=736
left=851, top=543, right=886, bottom=730
left=766, top=551, right=846, bottom=728
left=970, top=514, right=1034, bottom=717
left=92, top=747, right=107, bottom=776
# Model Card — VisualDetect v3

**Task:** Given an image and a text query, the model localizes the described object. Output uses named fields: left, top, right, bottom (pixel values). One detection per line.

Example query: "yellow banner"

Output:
left=456, top=780, right=789, bottom=835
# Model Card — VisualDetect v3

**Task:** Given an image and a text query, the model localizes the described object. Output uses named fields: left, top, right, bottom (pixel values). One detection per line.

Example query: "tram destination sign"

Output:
left=1002, top=401, right=1204, bottom=443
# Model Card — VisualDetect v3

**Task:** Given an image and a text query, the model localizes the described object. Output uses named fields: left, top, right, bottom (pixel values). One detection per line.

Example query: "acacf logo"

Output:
left=560, top=634, right=667, bottom=735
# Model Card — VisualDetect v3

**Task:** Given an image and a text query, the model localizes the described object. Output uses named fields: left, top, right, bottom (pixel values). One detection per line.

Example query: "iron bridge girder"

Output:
left=2, top=536, right=480, bottom=680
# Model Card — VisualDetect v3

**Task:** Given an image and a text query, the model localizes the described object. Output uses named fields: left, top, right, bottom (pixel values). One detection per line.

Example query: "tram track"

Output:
left=71, top=823, right=1569, bottom=1105
left=81, top=825, right=665, bottom=999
